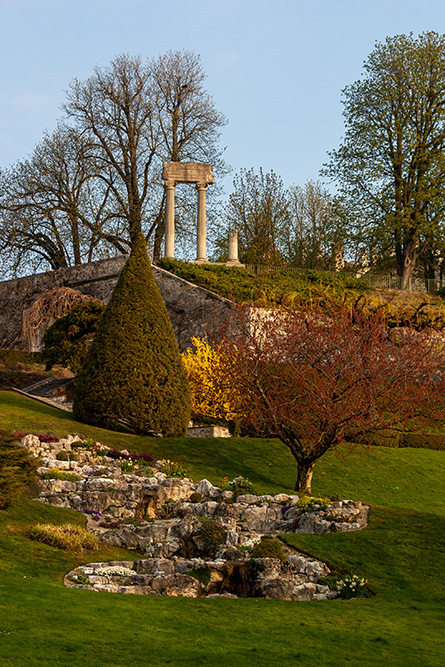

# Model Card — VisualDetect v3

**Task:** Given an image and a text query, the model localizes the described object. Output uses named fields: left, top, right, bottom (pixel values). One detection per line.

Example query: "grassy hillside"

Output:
left=156, top=258, right=368, bottom=305
left=156, top=259, right=445, bottom=328
left=0, top=391, right=444, bottom=666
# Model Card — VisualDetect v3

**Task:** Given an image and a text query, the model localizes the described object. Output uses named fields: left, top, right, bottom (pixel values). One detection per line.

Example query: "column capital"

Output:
left=164, top=179, right=176, bottom=189
left=196, top=182, right=208, bottom=191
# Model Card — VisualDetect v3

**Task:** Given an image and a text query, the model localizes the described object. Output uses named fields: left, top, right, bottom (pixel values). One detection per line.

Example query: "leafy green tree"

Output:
left=324, top=32, right=445, bottom=289
left=73, top=233, right=190, bottom=435
left=217, top=167, right=291, bottom=265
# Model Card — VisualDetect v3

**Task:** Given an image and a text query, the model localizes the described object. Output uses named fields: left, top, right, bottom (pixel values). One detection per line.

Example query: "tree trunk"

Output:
left=400, top=256, right=415, bottom=290
left=396, top=238, right=418, bottom=290
left=153, top=219, right=165, bottom=260
left=295, top=460, right=315, bottom=495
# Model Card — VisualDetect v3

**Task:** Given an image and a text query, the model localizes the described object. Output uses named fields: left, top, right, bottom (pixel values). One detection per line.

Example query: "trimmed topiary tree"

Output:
left=73, top=233, right=191, bottom=435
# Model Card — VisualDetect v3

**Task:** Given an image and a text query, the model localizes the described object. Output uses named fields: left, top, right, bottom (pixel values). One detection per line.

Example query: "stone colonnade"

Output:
left=162, top=162, right=215, bottom=263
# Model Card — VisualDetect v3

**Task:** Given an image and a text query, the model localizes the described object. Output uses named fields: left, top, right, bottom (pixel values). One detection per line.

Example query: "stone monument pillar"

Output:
left=227, top=230, right=239, bottom=264
left=164, top=180, right=176, bottom=259
left=196, top=184, right=208, bottom=263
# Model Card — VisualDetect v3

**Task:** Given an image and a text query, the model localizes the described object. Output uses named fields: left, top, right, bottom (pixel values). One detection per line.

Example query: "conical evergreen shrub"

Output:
left=73, top=234, right=191, bottom=435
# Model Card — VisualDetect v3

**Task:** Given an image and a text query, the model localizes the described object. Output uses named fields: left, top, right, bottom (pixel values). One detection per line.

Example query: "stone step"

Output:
left=22, top=376, right=75, bottom=397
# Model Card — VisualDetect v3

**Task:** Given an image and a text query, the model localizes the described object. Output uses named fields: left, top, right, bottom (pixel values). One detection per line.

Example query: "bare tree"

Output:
left=213, top=173, right=347, bottom=269
left=219, top=168, right=291, bottom=265
left=1, top=51, right=227, bottom=275
left=64, top=54, right=159, bottom=247
left=64, top=51, right=227, bottom=256
left=285, top=181, right=348, bottom=270
left=0, top=124, right=125, bottom=277
left=148, top=50, right=228, bottom=257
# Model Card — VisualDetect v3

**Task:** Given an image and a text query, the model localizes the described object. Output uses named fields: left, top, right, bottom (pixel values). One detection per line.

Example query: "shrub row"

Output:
left=357, top=429, right=445, bottom=451
left=400, top=432, right=445, bottom=451
left=156, top=259, right=445, bottom=330
left=156, top=258, right=368, bottom=307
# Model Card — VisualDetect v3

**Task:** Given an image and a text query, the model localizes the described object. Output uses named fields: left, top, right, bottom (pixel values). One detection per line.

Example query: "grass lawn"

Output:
left=0, top=390, right=444, bottom=666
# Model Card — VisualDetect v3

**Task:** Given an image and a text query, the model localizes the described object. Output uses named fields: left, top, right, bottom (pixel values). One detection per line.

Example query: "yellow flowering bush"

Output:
left=182, top=337, right=246, bottom=424
left=296, top=496, right=331, bottom=511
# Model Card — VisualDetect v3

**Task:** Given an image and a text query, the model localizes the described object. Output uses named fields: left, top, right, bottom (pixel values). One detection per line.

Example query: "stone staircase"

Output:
left=16, top=376, right=75, bottom=411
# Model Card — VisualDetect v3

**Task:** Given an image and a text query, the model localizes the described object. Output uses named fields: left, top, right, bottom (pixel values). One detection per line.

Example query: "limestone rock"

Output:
left=196, top=479, right=221, bottom=498
left=150, top=574, right=202, bottom=597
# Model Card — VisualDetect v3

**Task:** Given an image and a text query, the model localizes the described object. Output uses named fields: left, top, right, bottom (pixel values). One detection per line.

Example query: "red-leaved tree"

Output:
left=214, top=303, right=445, bottom=494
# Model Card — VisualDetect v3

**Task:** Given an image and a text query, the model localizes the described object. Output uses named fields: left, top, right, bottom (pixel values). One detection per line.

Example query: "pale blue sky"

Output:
left=1, top=0, right=445, bottom=193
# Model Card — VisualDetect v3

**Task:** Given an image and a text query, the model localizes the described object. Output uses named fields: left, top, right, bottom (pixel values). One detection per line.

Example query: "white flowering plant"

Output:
left=95, top=565, right=135, bottom=578
left=336, top=574, right=368, bottom=599
left=226, top=476, right=253, bottom=495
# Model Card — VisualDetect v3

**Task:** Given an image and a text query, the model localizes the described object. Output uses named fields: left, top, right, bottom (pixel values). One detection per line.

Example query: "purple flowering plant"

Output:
left=78, top=509, right=101, bottom=521
left=106, top=449, right=154, bottom=464
left=13, top=432, right=58, bottom=443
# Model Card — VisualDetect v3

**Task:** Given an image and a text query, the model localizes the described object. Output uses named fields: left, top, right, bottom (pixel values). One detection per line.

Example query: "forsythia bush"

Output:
left=182, top=337, right=245, bottom=424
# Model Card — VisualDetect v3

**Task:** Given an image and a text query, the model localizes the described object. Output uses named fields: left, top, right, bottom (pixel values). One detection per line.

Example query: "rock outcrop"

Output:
left=20, top=433, right=369, bottom=601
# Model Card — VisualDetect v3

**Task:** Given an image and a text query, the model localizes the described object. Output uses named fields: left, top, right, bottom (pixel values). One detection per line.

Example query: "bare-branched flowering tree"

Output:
left=215, top=302, right=445, bottom=494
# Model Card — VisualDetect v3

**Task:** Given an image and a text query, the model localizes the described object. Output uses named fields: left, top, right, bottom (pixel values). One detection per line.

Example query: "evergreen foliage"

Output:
left=42, top=300, right=105, bottom=373
left=73, top=233, right=190, bottom=435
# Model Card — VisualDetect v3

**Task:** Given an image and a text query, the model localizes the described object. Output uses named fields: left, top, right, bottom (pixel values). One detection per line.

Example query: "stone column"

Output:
left=227, top=230, right=239, bottom=264
left=196, top=183, right=207, bottom=263
left=164, top=180, right=175, bottom=258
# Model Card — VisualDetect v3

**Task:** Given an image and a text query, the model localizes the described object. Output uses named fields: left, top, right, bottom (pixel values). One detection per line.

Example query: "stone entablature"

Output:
left=162, top=162, right=215, bottom=186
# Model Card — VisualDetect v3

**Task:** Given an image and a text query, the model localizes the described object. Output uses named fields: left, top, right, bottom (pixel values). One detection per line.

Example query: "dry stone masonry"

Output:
left=21, top=434, right=369, bottom=601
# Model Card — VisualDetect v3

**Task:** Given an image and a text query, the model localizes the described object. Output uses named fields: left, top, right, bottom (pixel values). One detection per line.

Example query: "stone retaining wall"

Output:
left=0, top=256, right=231, bottom=352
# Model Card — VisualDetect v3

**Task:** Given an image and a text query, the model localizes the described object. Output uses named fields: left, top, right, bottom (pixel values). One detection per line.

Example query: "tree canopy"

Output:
left=213, top=168, right=347, bottom=269
left=324, top=32, right=445, bottom=288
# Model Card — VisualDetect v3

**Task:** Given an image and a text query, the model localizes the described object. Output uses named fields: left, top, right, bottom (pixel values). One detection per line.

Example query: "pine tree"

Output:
left=73, top=234, right=190, bottom=435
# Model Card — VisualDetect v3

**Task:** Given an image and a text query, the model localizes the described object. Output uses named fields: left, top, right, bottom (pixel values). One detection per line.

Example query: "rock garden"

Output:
left=21, top=433, right=369, bottom=602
